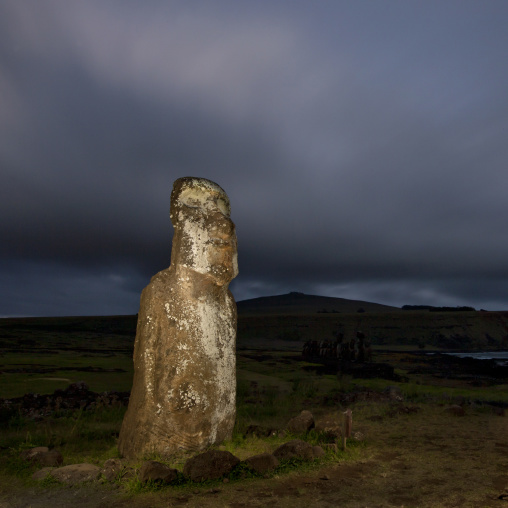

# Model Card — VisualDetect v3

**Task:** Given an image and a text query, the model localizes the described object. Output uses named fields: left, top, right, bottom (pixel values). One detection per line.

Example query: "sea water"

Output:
left=445, top=351, right=508, bottom=366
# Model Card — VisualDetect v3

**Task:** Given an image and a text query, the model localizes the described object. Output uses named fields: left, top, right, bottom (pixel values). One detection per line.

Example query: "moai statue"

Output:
left=118, top=177, right=238, bottom=459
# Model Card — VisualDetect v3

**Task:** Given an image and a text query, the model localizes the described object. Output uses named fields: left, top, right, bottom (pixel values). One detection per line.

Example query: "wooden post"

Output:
left=342, top=408, right=352, bottom=451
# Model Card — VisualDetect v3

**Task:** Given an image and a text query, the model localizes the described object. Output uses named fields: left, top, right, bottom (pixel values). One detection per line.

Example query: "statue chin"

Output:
left=208, top=264, right=237, bottom=287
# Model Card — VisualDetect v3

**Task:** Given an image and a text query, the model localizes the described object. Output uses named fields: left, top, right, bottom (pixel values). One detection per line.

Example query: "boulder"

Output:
left=183, top=450, right=240, bottom=482
left=244, top=425, right=277, bottom=438
left=51, top=463, right=101, bottom=485
left=32, top=467, right=56, bottom=481
left=243, top=453, right=279, bottom=474
left=314, top=416, right=341, bottom=440
left=314, top=427, right=341, bottom=441
left=38, top=449, right=63, bottom=467
left=20, top=447, right=48, bottom=461
left=139, top=460, right=178, bottom=483
left=273, top=440, right=314, bottom=461
left=286, top=410, right=315, bottom=434
left=101, top=458, right=125, bottom=482
left=312, top=445, right=325, bottom=458
left=20, top=447, right=63, bottom=467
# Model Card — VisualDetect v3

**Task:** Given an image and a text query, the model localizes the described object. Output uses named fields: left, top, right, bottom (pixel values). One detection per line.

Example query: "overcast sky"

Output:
left=2, top=0, right=508, bottom=317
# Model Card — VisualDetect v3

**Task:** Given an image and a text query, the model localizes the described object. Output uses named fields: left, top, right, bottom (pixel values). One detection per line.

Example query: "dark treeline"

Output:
left=402, top=305, right=476, bottom=312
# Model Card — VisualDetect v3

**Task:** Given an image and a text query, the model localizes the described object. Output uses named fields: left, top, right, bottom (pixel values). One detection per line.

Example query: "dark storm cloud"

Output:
left=1, top=0, right=508, bottom=315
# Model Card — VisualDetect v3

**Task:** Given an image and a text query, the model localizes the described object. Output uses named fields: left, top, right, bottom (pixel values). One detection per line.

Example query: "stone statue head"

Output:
left=169, top=177, right=238, bottom=287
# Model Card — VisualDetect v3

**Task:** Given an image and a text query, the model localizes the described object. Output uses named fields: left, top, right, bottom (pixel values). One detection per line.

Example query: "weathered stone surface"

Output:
left=20, top=447, right=48, bottom=461
left=183, top=450, right=240, bottom=482
left=286, top=410, right=315, bottom=434
left=32, top=467, right=55, bottom=481
left=273, top=439, right=314, bottom=460
left=118, top=177, right=238, bottom=459
left=312, top=445, right=325, bottom=458
left=314, top=414, right=341, bottom=439
left=352, top=431, right=365, bottom=442
left=101, top=458, right=124, bottom=482
left=139, top=460, right=179, bottom=483
left=273, top=440, right=314, bottom=461
left=244, top=425, right=277, bottom=438
left=51, top=463, right=101, bottom=484
left=2, top=384, right=130, bottom=420
left=243, top=453, right=279, bottom=474
left=38, top=449, right=63, bottom=467
left=20, top=447, right=63, bottom=467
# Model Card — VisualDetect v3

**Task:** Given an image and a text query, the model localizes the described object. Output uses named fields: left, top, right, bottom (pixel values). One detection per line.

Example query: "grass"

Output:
left=0, top=406, right=125, bottom=467
left=0, top=361, right=355, bottom=487
left=0, top=351, right=133, bottom=398
left=2, top=325, right=508, bottom=506
left=353, top=372, right=508, bottom=405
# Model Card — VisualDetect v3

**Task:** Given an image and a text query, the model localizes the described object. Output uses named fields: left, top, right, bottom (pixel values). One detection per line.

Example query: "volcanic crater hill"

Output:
left=1, top=293, right=508, bottom=351
left=236, top=292, right=508, bottom=350
left=236, top=291, right=401, bottom=316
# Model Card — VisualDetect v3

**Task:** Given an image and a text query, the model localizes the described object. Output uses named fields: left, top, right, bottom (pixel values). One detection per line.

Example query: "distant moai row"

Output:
left=302, top=331, right=372, bottom=362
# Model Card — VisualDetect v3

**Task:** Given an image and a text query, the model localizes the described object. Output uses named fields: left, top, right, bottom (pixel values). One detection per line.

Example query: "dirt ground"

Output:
left=2, top=403, right=507, bottom=508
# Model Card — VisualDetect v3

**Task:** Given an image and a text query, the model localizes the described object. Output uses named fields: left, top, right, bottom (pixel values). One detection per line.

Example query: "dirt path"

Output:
left=1, top=404, right=506, bottom=507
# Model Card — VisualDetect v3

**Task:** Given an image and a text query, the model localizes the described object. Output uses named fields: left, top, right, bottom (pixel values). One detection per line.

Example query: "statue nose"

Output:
left=209, top=213, right=234, bottom=231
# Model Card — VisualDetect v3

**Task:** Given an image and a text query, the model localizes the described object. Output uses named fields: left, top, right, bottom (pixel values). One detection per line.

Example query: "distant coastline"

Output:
left=445, top=351, right=508, bottom=360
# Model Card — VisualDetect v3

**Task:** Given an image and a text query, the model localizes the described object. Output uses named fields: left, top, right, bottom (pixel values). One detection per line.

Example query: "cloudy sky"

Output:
left=2, top=0, right=508, bottom=317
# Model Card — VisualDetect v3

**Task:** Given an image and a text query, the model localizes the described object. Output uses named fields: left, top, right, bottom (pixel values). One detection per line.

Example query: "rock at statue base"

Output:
left=183, top=450, right=240, bottom=482
left=20, top=447, right=63, bottom=467
left=273, top=440, right=315, bottom=461
left=243, top=453, right=279, bottom=474
left=139, top=460, right=179, bottom=483
left=118, top=177, right=238, bottom=459
left=51, top=464, right=101, bottom=485
left=286, top=410, right=315, bottom=434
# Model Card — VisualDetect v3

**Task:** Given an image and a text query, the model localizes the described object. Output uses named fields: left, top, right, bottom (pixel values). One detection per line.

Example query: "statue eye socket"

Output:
left=216, top=198, right=229, bottom=216
left=178, top=188, right=230, bottom=216
left=179, top=188, right=205, bottom=209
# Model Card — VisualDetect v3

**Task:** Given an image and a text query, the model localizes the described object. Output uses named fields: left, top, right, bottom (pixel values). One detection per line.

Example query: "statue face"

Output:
left=170, top=178, right=238, bottom=286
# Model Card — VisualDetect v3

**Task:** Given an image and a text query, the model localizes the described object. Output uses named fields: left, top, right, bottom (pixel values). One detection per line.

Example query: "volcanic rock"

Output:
left=32, top=467, right=56, bottom=481
left=243, top=453, right=279, bottom=474
left=20, top=447, right=63, bottom=467
left=273, top=440, right=314, bottom=461
left=312, top=445, right=325, bottom=458
left=183, top=450, right=240, bottom=482
left=139, top=460, right=179, bottom=483
left=51, top=463, right=101, bottom=485
left=101, top=458, right=125, bottom=482
left=286, top=410, right=315, bottom=434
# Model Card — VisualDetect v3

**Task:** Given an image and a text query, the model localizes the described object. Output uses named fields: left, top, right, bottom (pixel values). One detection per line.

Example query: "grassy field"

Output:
left=1, top=314, right=508, bottom=506
left=238, top=310, right=508, bottom=349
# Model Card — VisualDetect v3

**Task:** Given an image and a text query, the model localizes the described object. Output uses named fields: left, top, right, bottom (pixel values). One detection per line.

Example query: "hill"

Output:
left=236, top=291, right=401, bottom=316
left=2, top=294, right=508, bottom=351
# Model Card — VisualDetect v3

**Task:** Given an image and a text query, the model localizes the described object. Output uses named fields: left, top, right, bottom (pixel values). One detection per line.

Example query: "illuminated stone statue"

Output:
left=118, top=177, right=238, bottom=459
